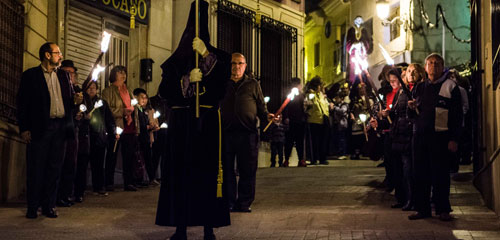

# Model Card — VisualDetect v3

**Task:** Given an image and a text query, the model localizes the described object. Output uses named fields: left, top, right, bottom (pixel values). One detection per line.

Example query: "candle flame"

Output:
left=116, top=127, right=123, bottom=135
left=94, top=100, right=103, bottom=109
left=154, top=111, right=161, bottom=119
left=92, top=65, right=106, bottom=81
left=160, top=123, right=168, bottom=129
left=359, top=113, right=367, bottom=122
left=264, top=96, right=270, bottom=103
left=378, top=43, right=394, bottom=65
left=308, top=93, right=315, bottom=100
left=131, top=98, right=138, bottom=106
left=101, top=31, right=111, bottom=53
left=79, top=104, right=87, bottom=112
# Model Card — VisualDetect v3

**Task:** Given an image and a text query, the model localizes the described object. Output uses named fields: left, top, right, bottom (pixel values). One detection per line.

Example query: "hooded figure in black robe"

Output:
left=155, top=1, right=231, bottom=239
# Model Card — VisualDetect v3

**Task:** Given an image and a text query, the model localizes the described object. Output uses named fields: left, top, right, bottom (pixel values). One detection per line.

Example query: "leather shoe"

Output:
left=298, top=160, right=307, bottom=167
left=408, top=212, right=431, bottom=220
left=439, top=212, right=453, bottom=221
left=25, top=208, right=38, bottom=219
left=391, top=203, right=404, bottom=208
left=124, top=185, right=138, bottom=191
left=56, top=199, right=72, bottom=207
left=319, top=161, right=329, bottom=165
left=42, top=208, right=58, bottom=218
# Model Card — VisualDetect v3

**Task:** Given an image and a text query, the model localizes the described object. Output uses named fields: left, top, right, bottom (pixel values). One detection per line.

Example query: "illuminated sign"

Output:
left=77, top=0, right=150, bottom=25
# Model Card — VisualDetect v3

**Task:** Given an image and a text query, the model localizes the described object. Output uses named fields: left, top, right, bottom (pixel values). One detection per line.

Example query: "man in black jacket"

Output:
left=221, top=53, right=272, bottom=213
left=408, top=53, right=463, bottom=221
left=17, top=42, right=75, bottom=218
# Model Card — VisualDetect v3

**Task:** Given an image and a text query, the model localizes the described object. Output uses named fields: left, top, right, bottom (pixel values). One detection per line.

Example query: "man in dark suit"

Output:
left=17, top=42, right=75, bottom=218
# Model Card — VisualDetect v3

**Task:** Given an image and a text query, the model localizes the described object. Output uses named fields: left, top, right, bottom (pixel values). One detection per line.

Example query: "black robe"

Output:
left=155, top=0, right=231, bottom=228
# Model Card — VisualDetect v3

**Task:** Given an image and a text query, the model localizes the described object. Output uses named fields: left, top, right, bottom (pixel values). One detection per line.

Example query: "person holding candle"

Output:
left=74, top=80, right=117, bottom=201
left=101, top=65, right=140, bottom=192
left=304, top=76, right=331, bottom=165
left=56, top=59, right=83, bottom=208
left=133, top=88, right=160, bottom=186
left=155, top=1, right=232, bottom=239
left=17, top=42, right=77, bottom=218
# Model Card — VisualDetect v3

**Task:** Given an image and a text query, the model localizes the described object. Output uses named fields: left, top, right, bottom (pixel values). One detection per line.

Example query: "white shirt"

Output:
left=41, top=65, right=65, bottom=118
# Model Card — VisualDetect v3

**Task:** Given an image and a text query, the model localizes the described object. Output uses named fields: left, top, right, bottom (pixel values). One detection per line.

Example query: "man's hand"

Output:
left=74, top=92, right=83, bottom=105
left=267, top=113, right=275, bottom=122
left=21, top=131, right=31, bottom=143
left=448, top=141, right=458, bottom=153
left=192, top=37, right=208, bottom=57
left=115, top=134, right=120, bottom=140
left=190, top=68, right=203, bottom=83
left=408, top=100, right=417, bottom=110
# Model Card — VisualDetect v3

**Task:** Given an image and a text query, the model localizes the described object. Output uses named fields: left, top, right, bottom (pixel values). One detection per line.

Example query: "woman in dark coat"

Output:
left=155, top=1, right=231, bottom=239
left=74, top=80, right=116, bottom=201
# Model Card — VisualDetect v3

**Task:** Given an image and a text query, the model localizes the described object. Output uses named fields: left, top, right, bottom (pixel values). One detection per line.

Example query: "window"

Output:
left=390, top=7, right=401, bottom=41
left=314, top=42, right=320, bottom=67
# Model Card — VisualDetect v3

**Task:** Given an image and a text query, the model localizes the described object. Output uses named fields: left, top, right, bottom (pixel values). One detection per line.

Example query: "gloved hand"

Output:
left=190, top=68, right=203, bottom=83
left=192, top=37, right=208, bottom=56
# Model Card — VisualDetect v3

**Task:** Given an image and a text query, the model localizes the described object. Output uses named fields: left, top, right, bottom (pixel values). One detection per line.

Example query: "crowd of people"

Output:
left=16, top=2, right=472, bottom=239
left=269, top=53, right=471, bottom=223
left=17, top=42, right=166, bottom=219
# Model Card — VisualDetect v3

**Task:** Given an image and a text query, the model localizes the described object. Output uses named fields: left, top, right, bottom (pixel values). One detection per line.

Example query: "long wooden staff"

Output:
left=195, top=0, right=200, bottom=118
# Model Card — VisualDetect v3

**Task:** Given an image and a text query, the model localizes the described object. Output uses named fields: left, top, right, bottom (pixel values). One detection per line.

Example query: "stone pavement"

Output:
left=1, top=160, right=499, bottom=240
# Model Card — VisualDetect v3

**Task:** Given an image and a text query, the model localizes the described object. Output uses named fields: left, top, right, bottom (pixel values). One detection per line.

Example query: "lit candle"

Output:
left=359, top=113, right=368, bottom=141
left=263, top=88, right=299, bottom=132
left=131, top=98, right=138, bottom=107
left=153, top=111, right=161, bottom=119
left=88, top=100, right=103, bottom=115
left=79, top=104, right=87, bottom=113
left=113, top=127, right=124, bottom=152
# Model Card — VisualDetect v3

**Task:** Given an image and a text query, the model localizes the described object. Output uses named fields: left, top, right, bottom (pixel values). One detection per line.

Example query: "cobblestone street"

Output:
left=1, top=160, right=499, bottom=240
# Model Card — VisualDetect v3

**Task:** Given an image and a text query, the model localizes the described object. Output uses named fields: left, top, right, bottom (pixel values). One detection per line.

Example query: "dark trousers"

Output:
left=75, top=139, right=106, bottom=197
left=58, top=134, right=78, bottom=201
left=139, top=136, right=154, bottom=182
left=414, top=131, right=452, bottom=215
left=270, top=142, right=284, bottom=166
left=224, top=131, right=259, bottom=209
left=392, top=149, right=413, bottom=205
left=284, top=121, right=305, bottom=161
left=26, top=118, right=66, bottom=211
left=105, top=133, right=137, bottom=187
left=309, top=123, right=328, bottom=163
left=383, top=134, right=394, bottom=189
left=332, top=128, right=348, bottom=156
left=151, top=128, right=167, bottom=180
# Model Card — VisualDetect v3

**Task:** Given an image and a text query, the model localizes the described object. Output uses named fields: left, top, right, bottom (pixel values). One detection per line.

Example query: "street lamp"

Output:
left=376, top=0, right=390, bottom=21
left=376, top=0, right=406, bottom=27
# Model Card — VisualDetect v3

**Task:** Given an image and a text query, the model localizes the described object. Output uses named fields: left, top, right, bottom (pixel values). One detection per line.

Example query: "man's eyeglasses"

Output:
left=50, top=51, right=62, bottom=56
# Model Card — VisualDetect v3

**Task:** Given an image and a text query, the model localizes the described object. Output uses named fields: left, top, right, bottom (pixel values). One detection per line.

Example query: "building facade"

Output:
left=0, top=0, right=304, bottom=202
left=304, top=0, right=471, bottom=87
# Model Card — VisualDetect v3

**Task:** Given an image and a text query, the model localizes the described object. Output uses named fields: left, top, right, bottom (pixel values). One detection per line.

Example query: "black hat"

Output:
left=61, top=60, right=77, bottom=72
